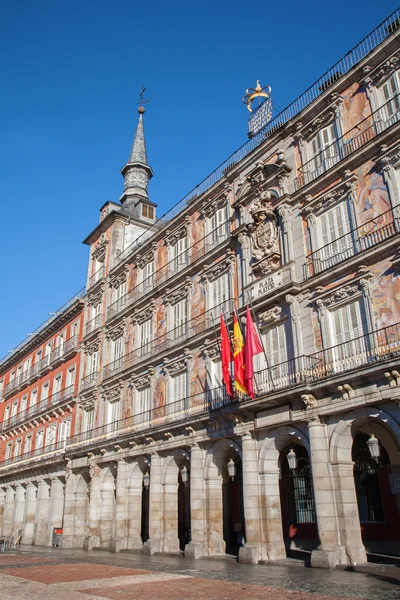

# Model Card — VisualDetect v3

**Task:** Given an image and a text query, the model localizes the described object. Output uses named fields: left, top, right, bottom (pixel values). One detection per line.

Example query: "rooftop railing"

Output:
left=103, top=299, right=234, bottom=380
left=0, top=440, right=67, bottom=469
left=113, top=9, right=400, bottom=268
left=295, top=94, right=400, bottom=190
left=1, top=385, right=76, bottom=433
left=108, top=222, right=230, bottom=320
left=305, top=208, right=399, bottom=278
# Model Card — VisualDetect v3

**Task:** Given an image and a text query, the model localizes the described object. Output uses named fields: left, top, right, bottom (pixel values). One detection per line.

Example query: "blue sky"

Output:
left=0, top=1, right=398, bottom=358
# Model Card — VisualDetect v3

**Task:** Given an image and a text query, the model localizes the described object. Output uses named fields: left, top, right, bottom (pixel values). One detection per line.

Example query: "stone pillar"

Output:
left=23, top=483, right=38, bottom=545
left=111, top=460, right=129, bottom=552
left=47, top=477, right=64, bottom=546
left=162, top=480, right=180, bottom=554
left=308, top=417, right=345, bottom=568
left=331, top=461, right=367, bottom=565
left=127, top=487, right=144, bottom=550
left=60, top=471, right=76, bottom=548
left=84, top=465, right=101, bottom=550
left=33, top=480, right=50, bottom=546
left=205, top=478, right=225, bottom=555
left=143, top=453, right=163, bottom=555
left=239, top=433, right=266, bottom=564
left=2, top=487, right=15, bottom=536
left=185, top=444, right=205, bottom=559
left=100, top=469, right=116, bottom=548
left=259, top=471, right=286, bottom=561
left=0, top=488, right=6, bottom=533
left=13, top=485, right=26, bottom=537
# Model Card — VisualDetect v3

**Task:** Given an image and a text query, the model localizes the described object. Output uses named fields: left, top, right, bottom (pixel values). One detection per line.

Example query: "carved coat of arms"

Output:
left=249, top=191, right=281, bottom=276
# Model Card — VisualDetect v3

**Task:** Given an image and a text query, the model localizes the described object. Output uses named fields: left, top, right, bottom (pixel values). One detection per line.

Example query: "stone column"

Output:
left=47, top=477, right=64, bottom=546
left=23, top=483, right=37, bottom=545
left=2, top=487, right=15, bottom=536
left=239, top=433, right=267, bottom=564
left=205, top=477, right=225, bottom=555
left=33, top=480, right=50, bottom=546
left=0, top=488, right=6, bottom=533
left=111, top=460, right=129, bottom=552
left=185, top=444, right=205, bottom=559
left=100, top=469, right=116, bottom=548
left=127, top=487, right=144, bottom=550
left=162, top=479, right=180, bottom=554
left=308, top=417, right=345, bottom=568
left=331, top=461, right=367, bottom=564
left=13, top=485, right=26, bottom=537
left=60, top=470, right=77, bottom=549
left=259, top=471, right=286, bottom=561
left=84, top=465, right=101, bottom=550
left=143, top=453, right=163, bottom=555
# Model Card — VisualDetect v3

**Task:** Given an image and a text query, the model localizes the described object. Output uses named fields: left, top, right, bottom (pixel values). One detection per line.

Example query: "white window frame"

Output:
left=58, top=418, right=71, bottom=446
left=206, top=205, right=229, bottom=250
left=41, top=382, right=50, bottom=401
left=140, top=260, right=154, bottom=293
left=138, top=318, right=153, bottom=357
left=35, top=429, right=44, bottom=450
left=168, top=370, right=188, bottom=413
left=24, top=435, right=32, bottom=454
left=168, top=298, right=188, bottom=341
left=107, top=399, right=121, bottom=427
left=168, top=235, right=188, bottom=273
left=328, top=299, right=366, bottom=371
left=5, top=442, right=12, bottom=460
left=30, top=388, right=38, bottom=406
left=46, top=424, right=57, bottom=447
left=21, top=395, right=28, bottom=412
left=85, top=409, right=94, bottom=431
left=307, top=123, right=339, bottom=177
left=207, top=271, right=231, bottom=317
left=14, top=438, right=22, bottom=457
left=378, top=70, right=400, bottom=127
left=4, top=405, right=10, bottom=422
left=66, top=366, right=76, bottom=391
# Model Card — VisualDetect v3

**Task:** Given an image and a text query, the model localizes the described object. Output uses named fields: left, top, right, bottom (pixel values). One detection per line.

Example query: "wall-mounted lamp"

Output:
left=366, top=433, right=380, bottom=462
left=143, top=472, right=150, bottom=489
left=227, top=458, right=236, bottom=481
left=181, top=465, right=188, bottom=486
left=287, top=448, right=298, bottom=471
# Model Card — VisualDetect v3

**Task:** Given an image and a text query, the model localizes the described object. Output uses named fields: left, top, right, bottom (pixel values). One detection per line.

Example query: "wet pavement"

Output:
left=0, top=545, right=398, bottom=600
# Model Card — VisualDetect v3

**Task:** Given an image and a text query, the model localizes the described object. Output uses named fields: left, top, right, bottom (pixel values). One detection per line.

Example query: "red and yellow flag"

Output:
left=233, top=311, right=247, bottom=394
left=220, top=314, right=233, bottom=396
left=244, top=305, right=264, bottom=399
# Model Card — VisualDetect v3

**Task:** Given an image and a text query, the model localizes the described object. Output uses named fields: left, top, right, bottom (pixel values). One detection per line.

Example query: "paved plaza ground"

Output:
left=0, top=547, right=398, bottom=600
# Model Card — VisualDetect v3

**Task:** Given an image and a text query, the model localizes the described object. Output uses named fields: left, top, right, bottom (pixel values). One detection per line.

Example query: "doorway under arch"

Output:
left=222, top=455, right=245, bottom=556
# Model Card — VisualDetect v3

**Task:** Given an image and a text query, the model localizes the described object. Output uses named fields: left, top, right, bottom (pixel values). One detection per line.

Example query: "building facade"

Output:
left=0, top=291, right=84, bottom=545
left=1, top=10, right=400, bottom=568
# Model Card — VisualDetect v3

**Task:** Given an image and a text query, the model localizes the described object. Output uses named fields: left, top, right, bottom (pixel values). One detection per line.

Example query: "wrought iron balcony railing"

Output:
left=67, top=385, right=232, bottom=448
left=87, top=265, right=105, bottom=290
left=295, top=93, right=400, bottom=190
left=85, top=314, right=103, bottom=336
left=103, top=299, right=234, bottom=380
left=80, top=371, right=98, bottom=393
left=0, top=440, right=67, bottom=469
left=107, top=222, right=230, bottom=321
left=305, top=208, right=399, bottom=278
left=1, top=385, right=76, bottom=433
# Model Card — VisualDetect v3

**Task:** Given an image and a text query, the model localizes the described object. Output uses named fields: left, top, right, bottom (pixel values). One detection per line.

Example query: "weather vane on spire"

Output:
left=137, top=86, right=150, bottom=113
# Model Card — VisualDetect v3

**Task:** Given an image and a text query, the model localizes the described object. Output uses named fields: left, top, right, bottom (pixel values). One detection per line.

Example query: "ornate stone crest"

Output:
left=249, top=191, right=280, bottom=276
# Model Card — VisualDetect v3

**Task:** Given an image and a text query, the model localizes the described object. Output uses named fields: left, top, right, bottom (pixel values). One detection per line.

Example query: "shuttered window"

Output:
left=112, top=336, right=124, bottom=362
left=330, top=300, right=365, bottom=368
left=381, top=71, right=400, bottom=121
left=209, top=273, right=230, bottom=314
left=46, top=424, right=57, bottom=446
left=170, top=299, right=188, bottom=339
left=309, top=124, right=339, bottom=175
left=58, top=419, right=71, bottom=445
left=208, top=207, right=228, bottom=249
left=141, top=261, right=154, bottom=292
left=139, top=319, right=152, bottom=356
left=255, top=323, right=287, bottom=392
left=169, top=371, right=187, bottom=413
left=170, top=236, right=188, bottom=271
left=138, top=386, right=151, bottom=414
left=90, top=351, right=98, bottom=375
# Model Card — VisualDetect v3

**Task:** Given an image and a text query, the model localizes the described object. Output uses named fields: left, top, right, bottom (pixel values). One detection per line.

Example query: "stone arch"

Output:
left=204, top=439, right=242, bottom=481
left=330, top=406, right=400, bottom=464
left=259, top=425, right=310, bottom=472
left=162, top=449, right=190, bottom=485
left=127, top=456, right=150, bottom=489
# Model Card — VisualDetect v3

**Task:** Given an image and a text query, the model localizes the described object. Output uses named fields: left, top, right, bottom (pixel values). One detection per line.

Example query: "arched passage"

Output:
left=126, top=457, right=150, bottom=549
left=162, top=449, right=191, bottom=553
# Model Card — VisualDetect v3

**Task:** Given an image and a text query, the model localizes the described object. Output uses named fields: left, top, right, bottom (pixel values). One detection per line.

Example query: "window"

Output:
left=35, top=429, right=44, bottom=450
left=169, top=236, right=188, bottom=272
left=46, top=424, right=57, bottom=446
left=24, top=435, right=32, bottom=454
left=17, top=365, right=22, bottom=382
left=14, top=438, right=22, bottom=457
left=169, top=299, right=188, bottom=340
left=71, top=321, right=79, bottom=338
left=209, top=272, right=230, bottom=315
left=208, top=357, right=222, bottom=389
left=0, top=379, right=3, bottom=400
left=53, top=375, right=63, bottom=398
left=10, top=370, right=15, bottom=382
left=86, top=409, right=94, bottom=431
left=112, top=336, right=124, bottom=364
left=21, top=395, right=28, bottom=412
left=30, top=389, right=38, bottom=406
left=89, top=351, right=98, bottom=375
left=380, top=71, right=400, bottom=125
left=137, top=386, right=151, bottom=426
left=4, top=405, right=10, bottom=422
left=66, top=367, right=76, bottom=391
left=56, top=333, right=65, bottom=356
left=206, top=206, right=228, bottom=250
left=314, top=202, right=353, bottom=271
left=36, top=349, right=42, bottom=364
left=5, top=442, right=12, bottom=460
left=11, top=401, right=18, bottom=418
left=309, top=124, right=339, bottom=176
left=93, top=302, right=102, bottom=326
left=114, top=281, right=127, bottom=311
left=139, top=318, right=153, bottom=357
left=140, top=261, right=154, bottom=293
left=255, top=322, right=287, bottom=391
left=330, top=300, right=365, bottom=369
left=107, top=399, right=121, bottom=426
left=142, top=203, right=155, bottom=220
left=41, top=382, right=50, bottom=401
left=45, top=342, right=52, bottom=365
left=58, top=419, right=71, bottom=446
left=168, top=371, right=187, bottom=413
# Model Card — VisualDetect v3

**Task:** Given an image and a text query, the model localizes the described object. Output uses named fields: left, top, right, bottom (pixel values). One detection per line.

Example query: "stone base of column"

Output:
left=143, top=538, right=162, bottom=555
left=238, top=543, right=263, bottom=564
left=110, top=538, right=127, bottom=553
left=184, top=541, right=205, bottom=559
left=60, top=535, right=86, bottom=549
left=83, top=535, right=100, bottom=551
left=162, top=538, right=180, bottom=554
left=311, top=546, right=341, bottom=569
left=345, top=543, right=367, bottom=565
left=266, top=542, right=287, bottom=562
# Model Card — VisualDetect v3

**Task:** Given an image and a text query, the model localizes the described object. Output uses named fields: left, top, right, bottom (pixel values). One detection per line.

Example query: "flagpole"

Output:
left=245, top=290, right=275, bottom=392
left=209, top=310, right=232, bottom=402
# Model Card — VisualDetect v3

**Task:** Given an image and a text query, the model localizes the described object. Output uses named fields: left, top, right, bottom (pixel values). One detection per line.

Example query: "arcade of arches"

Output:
left=54, top=409, right=400, bottom=568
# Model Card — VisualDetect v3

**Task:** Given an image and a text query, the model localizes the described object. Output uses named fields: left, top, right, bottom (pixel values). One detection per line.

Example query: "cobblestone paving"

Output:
left=0, top=547, right=397, bottom=600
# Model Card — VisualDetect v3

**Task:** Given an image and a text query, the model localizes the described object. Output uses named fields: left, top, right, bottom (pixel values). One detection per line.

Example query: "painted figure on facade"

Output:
left=249, top=190, right=280, bottom=275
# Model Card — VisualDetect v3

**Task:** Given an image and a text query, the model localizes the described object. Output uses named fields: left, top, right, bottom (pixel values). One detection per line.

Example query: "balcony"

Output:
left=305, top=208, right=399, bottom=278
left=254, top=322, right=400, bottom=394
left=295, top=93, right=400, bottom=190
left=1, top=385, right=75, bottom=433
left=107, top=222, right=230, bottom=321
left=0, top=440, right=66, bottom=470
left=67, top=385, right=232, bottom=450
left=103, top=299, right=235, bottom=381
left=80, top=372, right=98, bottom=393
left=87, top=265, right=105, bottom=290
left=85, top=314, right=103, bottom=337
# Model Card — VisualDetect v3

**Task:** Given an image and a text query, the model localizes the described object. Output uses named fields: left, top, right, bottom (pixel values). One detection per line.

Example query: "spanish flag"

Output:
left=233, top=311, right=247, bottom=394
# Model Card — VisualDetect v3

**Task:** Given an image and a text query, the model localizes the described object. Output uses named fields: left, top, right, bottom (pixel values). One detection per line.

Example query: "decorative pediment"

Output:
left=259, top=305, right=282, bottom=324
left=83, top=337, right=101, bottom=355
left=164, top=278, right=192, bottom=306
left=201, top=252, right=235, bottom=283
left=92, top=235, right=109, bottom=263
left=105, top=324, right=125, bottom=341
left=302, top=174, right=358, bottom=219
left=131, top=368, right=155, bottom=390
left=108, top=267, right=129, bottom=290
left=102, top=384, right=123, bottom=403
left=136, top=243, right=157, bottom=269
left=201, top=341, right=220, bottom=361
left=314, top=268, right=373, bottom=311
left=199, top=185, right=232, bottom=219
left=78, top=397, right=95, bottom=411
left=165, top=217, right=191, bottom=247
left=296, top=94, right=343, bottom=142
left=375, top=143, right=400, bottom=174
left=362, top=51, right=400, bottom=89
left=161, top=351, right=192, bottom=376
left=132, top=300, right=157, bottom=325
left=87, top=287, right=104, bottom=307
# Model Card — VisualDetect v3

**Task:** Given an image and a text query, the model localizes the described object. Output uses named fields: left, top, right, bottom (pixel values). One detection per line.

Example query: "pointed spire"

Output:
left=128, top=106, right=148, bottom=165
